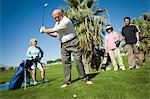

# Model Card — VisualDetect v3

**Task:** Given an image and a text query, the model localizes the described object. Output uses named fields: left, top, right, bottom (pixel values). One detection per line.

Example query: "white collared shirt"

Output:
left=53, top=16, right=76, bottom=43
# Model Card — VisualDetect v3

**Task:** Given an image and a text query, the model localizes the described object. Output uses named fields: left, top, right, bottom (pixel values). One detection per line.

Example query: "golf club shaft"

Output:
left=24, top=69, right=26, bottom=91
left=42, top=6, right=45, bottom=25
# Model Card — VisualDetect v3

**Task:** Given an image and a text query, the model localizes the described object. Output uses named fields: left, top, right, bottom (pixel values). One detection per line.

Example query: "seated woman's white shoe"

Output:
left=33, top=81, right=38, bottom=85
left=41, top=79, right=49, bottom=83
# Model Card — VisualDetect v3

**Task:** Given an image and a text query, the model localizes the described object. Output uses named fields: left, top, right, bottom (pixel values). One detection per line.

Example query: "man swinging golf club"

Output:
left=40, top=9, right=93, bottom=88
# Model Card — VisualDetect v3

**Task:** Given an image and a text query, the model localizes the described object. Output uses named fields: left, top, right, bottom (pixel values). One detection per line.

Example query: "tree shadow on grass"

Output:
left=71, top=72, right=100, bottom=84
left=87, top=72, right=100, bottom=80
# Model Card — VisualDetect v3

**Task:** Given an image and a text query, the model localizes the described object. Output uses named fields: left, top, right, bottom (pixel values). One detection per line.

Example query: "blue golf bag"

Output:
left=9, top=60, right=33, bottom=90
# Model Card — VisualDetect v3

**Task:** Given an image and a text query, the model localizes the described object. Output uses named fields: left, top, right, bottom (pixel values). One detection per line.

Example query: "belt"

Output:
left=61, top=36, right=77, bottom=44
left=110, top=48, right=116, bottom=51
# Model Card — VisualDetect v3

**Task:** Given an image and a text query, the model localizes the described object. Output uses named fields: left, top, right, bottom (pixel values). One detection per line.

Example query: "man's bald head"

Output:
left=52, top=9, right=63, bottom=16
left=52, top=9, right=63, bottom=22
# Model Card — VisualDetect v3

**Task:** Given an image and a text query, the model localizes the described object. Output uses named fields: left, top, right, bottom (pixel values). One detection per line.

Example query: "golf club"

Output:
left=41, top=2, right=48, bottom=26
left=24, top=68, right=26, bottom=91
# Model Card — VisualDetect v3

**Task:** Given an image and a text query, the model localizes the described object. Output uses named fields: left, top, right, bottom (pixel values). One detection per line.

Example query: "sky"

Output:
left=0, top=0, right=149, bottom=66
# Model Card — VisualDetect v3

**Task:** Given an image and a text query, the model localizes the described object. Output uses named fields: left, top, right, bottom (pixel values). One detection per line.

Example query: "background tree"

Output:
left=0, top=67, right=6, bottom=71
left=62, top=0, right=108, bottom=74
left=47, top=60, right=54, bottom=65
left=8, top=67, right=14, bottom=71
left=54, top=58, right=62, bottom=63
left=132, top=12, right=150, bottom=62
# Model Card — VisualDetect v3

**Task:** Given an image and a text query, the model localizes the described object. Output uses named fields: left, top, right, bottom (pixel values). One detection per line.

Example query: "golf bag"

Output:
left=100, top=53, right=111, bottom=71
left=9, top=60, right=33, bottom=90
left=91, top=48, right=105, bottom=71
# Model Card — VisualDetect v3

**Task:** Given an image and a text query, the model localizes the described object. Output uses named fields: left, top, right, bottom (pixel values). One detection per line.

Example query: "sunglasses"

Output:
left=54, top=15, right=60, bottom=19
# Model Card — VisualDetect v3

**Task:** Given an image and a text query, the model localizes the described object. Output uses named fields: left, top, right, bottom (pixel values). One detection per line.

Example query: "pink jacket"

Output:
left=105, top=31, right=118, bottom=51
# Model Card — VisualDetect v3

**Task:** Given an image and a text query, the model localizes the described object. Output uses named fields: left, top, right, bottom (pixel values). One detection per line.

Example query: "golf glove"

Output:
left=104, top=53, right=108, bottom=57
left=115, top=41, right=120, bottom=47
left=136, top=41, right=140, bottom=47
left=40, top=25, right=46, bottom=33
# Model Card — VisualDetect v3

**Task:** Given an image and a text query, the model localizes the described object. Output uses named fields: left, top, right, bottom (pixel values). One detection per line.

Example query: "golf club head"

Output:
left=44, top=3, right=48, bottom=7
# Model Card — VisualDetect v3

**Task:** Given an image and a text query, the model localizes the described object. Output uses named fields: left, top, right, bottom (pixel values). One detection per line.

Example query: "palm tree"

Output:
left=132, top=12, right=150, bottom=62
left=62, top=0, right=108, bottom=74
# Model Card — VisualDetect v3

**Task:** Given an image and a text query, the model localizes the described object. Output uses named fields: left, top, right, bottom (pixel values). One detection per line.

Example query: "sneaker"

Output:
left=85, top=81, right=93, bottom=85
left=44, top=79, right=49, bottom=82
left=114, top=68, right=118, bottom=71
left=33, top=81, right=38, bottom=85
left=60, top=81, right=71, bottom=88
left=129, top=67, right=134, bottom=70
left=135, top=66, right=140, bottom=69
left=106, top=66, right=111, bottom=71
left=120, top=66, right=126, bottom=70
left=41, top=79, right=49, bottom=83
left=61, top=84, right=68, bottom=88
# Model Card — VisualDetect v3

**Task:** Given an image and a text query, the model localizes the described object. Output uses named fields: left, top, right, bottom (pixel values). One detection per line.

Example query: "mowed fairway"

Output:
left=0, top=57, right=150, bottom=99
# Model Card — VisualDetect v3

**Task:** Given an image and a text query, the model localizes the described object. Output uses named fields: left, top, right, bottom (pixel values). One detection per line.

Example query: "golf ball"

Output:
left=73, top=94, right=77, bottom=98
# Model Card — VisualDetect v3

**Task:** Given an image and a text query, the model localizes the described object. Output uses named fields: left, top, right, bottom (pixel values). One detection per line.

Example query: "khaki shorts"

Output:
left=31, top=62, right=43, bottom=70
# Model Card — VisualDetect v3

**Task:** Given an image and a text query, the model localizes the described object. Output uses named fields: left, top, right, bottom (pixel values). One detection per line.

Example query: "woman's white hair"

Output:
left=52, top=9, right=63, bottom=16
left=29, top=38, right=37, bottom=45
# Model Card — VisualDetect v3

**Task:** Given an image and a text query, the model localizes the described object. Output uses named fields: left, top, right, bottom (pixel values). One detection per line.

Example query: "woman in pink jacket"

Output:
left=105, top=25, right=126, bottom=71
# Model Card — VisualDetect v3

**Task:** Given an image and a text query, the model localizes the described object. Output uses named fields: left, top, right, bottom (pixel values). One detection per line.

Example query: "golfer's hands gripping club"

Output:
left=40, top=25, right=46, bottom=33
left=40, top=26, right=58, bottom=37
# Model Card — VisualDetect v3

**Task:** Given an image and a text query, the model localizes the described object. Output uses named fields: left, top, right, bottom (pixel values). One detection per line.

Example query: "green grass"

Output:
left=0, top=57, right=150, bottom=99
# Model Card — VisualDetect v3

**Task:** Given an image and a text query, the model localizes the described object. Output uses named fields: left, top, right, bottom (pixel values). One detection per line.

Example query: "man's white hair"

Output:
left=52, top=9, right=63, bottom=16
left=29, top=38, right=37, bottom=45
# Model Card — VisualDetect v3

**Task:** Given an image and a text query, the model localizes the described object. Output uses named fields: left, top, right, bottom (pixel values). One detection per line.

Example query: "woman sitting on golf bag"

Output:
left=105, top=25, right=126, bottom=71
left=26, top=38, right=48, bottom=85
